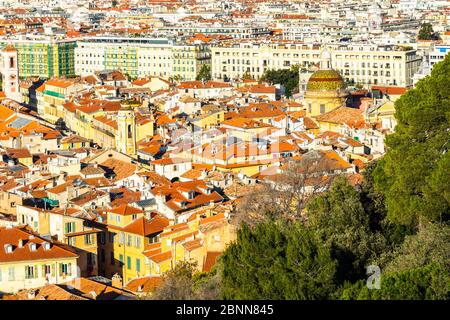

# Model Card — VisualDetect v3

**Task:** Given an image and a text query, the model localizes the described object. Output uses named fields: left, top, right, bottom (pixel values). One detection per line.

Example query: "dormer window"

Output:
left=188, top=190, right=195, bottom=200
left=4, top=244, right=13, bottom=253
left=43, top=242, right=51, bottom=251
left=29, top=243, right=37, bottom=252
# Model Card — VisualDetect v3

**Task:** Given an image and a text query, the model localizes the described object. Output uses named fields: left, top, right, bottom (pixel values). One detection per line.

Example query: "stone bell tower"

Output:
left=0, top=44, right=22, bottom=102
left=116, top=101, right=137, bottom=157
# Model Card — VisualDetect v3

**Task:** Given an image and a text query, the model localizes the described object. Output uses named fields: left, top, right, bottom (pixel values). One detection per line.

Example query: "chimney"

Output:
left=111, top=273, right=123, bottom=289
left=27, top=289, right=36, bottom=300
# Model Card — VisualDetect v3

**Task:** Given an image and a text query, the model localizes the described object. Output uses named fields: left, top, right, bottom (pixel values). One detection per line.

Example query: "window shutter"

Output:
left=51, top=264, right=55, bottom=277
left=42, top=265, right=46, bottom=277
left=64, top=223, right=69, bottom=233
left=34, top=265, right=38, bottom=278
left=68, top=263, right=72, bottom=276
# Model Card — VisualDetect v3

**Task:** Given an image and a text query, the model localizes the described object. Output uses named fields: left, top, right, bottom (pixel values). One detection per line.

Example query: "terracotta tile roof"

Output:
left=108, top=204, right=143, bottom=216
left=47, top=182, right=71, bottom=195
left=60, top=277, right=128, bottom=300
left=202, top=251, right=221, bottom=272
left=176, top=80, right=232, bottom=89
left=183, top=236, right=203, bottom=251
left=151, top=157, right=191, bottom=165
left=313, top=106, right=364, bottom=127
left=371, top=85, right=408, bottom=95
left=148, top=250, right=172, bottom=264
left=109, top=215, right=169, bottom=237
left=80, top=165, right=106, bottom=176
left=0, top=226, right=78, bottom=263
left=6, top=148, right=31, bottom=159
left=6, top=284, right=87, bottom=300
left=99, top=158, right=137, bottom=181
left=125, top=276, right=161, bottom=294
left=221, top=117, right=272, bottom=129
left=137, top=171, right=171, bottom=187
left=44, top=79, right=75, bottom=89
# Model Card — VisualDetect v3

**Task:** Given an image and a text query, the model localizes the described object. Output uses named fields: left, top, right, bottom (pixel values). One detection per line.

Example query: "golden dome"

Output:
left=306, top=69, right=346, bottom=92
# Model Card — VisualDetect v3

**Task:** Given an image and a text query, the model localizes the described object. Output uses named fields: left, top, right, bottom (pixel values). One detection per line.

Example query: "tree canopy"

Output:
left=373, top=54, right=450, bottom=228
left=341, top=263, right=449, bottom=300
left=220, top=221, right=337, bottom=299
left=260, top=65, right=299, bottom=97
left=196, top=64, right=212, bottom=81
left=418, top=23, right=440, bottom=41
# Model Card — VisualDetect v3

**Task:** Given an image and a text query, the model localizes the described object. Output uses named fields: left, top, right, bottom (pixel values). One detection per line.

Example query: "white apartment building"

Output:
left=75, top=37, right=211, bottom=81
left=75, top=37, right=174, bottom=79
left=211, top=42, right=422, bottom=87
left=429, top=45, right=450, bottom=68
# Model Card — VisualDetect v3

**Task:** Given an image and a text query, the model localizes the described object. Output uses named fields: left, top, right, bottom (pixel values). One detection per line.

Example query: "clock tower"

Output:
left=0, top=44, right=22, bottom=102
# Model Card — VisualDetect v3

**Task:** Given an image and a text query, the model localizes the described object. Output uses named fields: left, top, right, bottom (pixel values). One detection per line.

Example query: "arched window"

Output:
left=127, top=124, right=132, bottom=139
left=9, top=57, right=14, bottom=69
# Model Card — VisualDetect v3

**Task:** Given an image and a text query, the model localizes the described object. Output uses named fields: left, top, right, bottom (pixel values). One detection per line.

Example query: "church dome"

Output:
left=306, top=69, right=345, bottom=92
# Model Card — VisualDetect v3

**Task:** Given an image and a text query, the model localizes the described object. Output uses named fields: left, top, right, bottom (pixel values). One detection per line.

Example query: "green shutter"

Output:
left=51, top=264, right=55, bottom=277
left=34, top=265, right=38, bottom=278
left=64, top=223, right=69, bottom=233
left=136, top=258, right=140, bottom=272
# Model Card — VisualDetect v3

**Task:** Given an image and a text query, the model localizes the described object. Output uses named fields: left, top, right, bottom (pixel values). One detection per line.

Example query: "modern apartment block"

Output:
left=0, top=35, right=76, bottom=79
left=75, top=37, right=211, bottom=80
left=429, top=44, right=450, bottom=68
left=211, top=42, right=422, bottom=87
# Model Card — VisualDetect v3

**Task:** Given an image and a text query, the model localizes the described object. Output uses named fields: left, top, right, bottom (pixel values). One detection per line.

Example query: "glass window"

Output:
left=8, top=267, right=16, bottom=281
left=320, top=104, right=326, bottom=114
left=25, top=266, right=35, bottom=279
left=84, top=234, right=93, bottom=245
left=60, top=263, right=71, bottom=276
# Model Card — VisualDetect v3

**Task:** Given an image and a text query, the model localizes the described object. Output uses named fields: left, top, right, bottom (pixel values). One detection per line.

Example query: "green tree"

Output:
left=260, top=65, right=299, bottom=97
left=196, top=64, right=211, bottom=81
left=242, top=70, right=253, bottom=80
left=373, top=54, right=450, bottom=228
left=341, top=263, right=450, bottom=300
left=381, top=222, right=450, bottom=274
left=148, top=261, right=196, bottom=300
left=220, top=221, right=337, bottom=299
left=418, top=23, right=440, bottom=40
left=145, top=261, right=221, bottom=300
left=306, top=177, right=388, bottom=283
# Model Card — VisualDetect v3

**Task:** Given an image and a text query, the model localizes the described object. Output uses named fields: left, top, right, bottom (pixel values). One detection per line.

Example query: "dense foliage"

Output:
left=417, top=23, right=440, bottom=40
left=373, top=53, right=450, bottom=228
left=196, top=64, right=212, bottom=81
left=260, top=65, right=299, bottom=97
